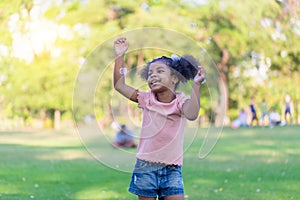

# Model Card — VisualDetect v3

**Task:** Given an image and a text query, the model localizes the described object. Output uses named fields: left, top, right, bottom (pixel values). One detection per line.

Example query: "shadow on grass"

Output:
left=0, top=131, right=136, bottom=200
left=182, top=125, right=300, bottom=200
left=0, top=126, right=299, bottom=199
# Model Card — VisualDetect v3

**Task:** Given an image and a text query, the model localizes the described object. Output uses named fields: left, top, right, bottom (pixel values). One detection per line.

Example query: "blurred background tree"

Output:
left=0, top=0, right=299, bottom=129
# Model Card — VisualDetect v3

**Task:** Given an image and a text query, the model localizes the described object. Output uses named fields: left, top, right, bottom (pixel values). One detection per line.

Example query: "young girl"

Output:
left=113, top=37, right=206, bottom=200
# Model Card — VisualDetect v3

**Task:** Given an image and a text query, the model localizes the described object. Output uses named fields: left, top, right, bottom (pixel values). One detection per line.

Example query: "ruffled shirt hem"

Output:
left=136, top=155, right=183, bottom=166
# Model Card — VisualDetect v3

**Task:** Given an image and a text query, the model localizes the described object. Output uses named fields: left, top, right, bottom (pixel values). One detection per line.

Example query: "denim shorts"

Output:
left=128, top=159, right=184, bottom=198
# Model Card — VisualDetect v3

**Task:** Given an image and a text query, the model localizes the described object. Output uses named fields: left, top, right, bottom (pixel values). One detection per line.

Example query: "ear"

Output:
left=171, top=75, right=179, bottom=85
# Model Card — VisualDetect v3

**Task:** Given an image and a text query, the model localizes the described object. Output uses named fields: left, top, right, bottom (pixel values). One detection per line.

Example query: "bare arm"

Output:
left=113, top=37, right=138, bottom=102
left=182, top=66, right=206, bottom=120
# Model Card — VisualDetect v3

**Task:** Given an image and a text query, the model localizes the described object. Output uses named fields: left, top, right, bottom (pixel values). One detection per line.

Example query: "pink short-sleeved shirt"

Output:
left=136, top=91, right=189, bottom=166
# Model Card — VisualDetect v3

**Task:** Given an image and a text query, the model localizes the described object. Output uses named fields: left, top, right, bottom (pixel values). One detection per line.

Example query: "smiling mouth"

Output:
left=150, top=79, right=160, bottom=87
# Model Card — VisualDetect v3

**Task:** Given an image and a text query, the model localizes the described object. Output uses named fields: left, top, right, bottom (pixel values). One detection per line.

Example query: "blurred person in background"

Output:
left=283, top=94, right=294, bottom=124
left=259, top=98, right=269, bottom=127
left=249, top=97, right=258, bottom=126
left=112, top=124, right=136, bottom=148
left=269, top=108, right=285, bottom=128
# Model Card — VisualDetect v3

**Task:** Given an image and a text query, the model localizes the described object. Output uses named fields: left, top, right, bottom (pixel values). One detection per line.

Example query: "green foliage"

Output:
left=0, top=0, right=299, bottom=124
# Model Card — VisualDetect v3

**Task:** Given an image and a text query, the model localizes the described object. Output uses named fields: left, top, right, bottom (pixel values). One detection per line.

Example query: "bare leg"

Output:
left=112, top=141, right=135, bottom=148
left=138, top=196, right=156, bottom=200
left=163, top=194, right=184, bottom=200
left=111, top=141, right=121, bottom=148
left=123, top=139, right=136, bottom=148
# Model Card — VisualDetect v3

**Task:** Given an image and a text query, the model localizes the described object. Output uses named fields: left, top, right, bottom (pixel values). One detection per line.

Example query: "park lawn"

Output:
left=0, top=125, right=299, bottom=200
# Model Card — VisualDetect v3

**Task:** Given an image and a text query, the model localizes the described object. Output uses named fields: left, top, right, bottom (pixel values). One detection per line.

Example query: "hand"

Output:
left=114, top=37, right=129, bottom=56
left=194, top=66, right=206, bottom=85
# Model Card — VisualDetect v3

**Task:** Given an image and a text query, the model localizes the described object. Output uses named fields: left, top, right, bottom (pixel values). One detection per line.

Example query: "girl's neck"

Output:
left=155, top=90, right=176, bottom=103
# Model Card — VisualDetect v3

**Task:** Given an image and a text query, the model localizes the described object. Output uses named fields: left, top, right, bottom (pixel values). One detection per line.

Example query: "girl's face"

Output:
left=147, top=61, right=178, bottom=93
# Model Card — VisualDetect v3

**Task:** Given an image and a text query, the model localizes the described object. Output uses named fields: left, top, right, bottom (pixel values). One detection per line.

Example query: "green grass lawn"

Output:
left=0, top=125, right=299, bottom=200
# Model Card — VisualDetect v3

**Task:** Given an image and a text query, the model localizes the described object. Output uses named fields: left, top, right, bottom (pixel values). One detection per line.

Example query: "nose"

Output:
left=149, top=73, right=157, bottom=79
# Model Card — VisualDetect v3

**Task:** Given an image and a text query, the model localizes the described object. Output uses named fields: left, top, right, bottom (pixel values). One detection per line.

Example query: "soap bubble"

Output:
left=73, top=28, right=225, bottom=172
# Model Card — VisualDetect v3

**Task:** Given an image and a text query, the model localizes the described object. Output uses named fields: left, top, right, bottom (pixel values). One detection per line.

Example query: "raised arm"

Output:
left=182, top=66, right=206, bottom=120
left=113, top=37, right=138, bottom=102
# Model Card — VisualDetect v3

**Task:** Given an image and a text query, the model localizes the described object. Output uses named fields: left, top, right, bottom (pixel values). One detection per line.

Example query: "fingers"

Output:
left=114, top=37, right=129, bottom=56
left=198, top=66, right=206, bottom=77
left=114, top=37, right=127, bottom=45
left=196, top=66, right=206, bottom=85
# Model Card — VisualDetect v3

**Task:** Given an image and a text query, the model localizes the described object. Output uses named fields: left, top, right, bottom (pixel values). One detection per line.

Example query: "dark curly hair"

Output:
left=140, top=55, right=199, bottom=89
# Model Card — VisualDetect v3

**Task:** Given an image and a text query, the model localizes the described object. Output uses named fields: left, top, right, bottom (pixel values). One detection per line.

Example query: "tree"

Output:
left=1, top=0, right=299, bottom=129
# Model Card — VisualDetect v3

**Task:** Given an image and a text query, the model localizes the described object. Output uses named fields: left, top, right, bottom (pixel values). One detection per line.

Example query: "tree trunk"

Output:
left=54, top=109, right=61, bottom=130
left=296, top=100, right=300, bottom=124
left=40, top=108, right=46, bottom=128
left=127, top=53, right=134, bottom=70
left=215, top=49, right=230, bottom=126
left=105, top=103, right=114, bottom=125
left=40, top=108, right=46, bottom=120
left=137, top=50, right=144, bottom=67
left=215, top=71, right=229, bottom=126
